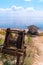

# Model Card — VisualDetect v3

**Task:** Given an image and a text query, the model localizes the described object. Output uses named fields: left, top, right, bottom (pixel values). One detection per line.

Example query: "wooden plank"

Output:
left=2, top=48, right=17, bottom=56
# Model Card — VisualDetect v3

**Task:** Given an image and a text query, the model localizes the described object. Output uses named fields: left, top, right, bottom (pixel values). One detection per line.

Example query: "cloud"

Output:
left=0, top=5, right=34, bottom=11
left=24, top=0, right=31, bottom=2
left=26, top=7, right=35, bottom=11
left=0, top=5, right=43, bottom=26
left=0, top=5, right=35, bottom=17
left=11, top=5, right=24, bottom=10
left=38, top=0, right=43, bottom=2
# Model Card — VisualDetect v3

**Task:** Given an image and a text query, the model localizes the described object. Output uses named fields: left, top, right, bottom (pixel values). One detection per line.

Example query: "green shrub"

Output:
left=27, top=35, right=31, bottom=43
left=0, top=38, right=3, bottom=44
left=3, top=61, right=11, bottom=65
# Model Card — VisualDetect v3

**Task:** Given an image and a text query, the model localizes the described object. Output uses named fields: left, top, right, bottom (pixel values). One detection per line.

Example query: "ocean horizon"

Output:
left=0, top=21, right=43, bottom=30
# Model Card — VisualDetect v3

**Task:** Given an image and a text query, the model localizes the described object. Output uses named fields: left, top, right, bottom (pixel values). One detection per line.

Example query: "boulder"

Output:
left=27, top=25, right=39, bottom=35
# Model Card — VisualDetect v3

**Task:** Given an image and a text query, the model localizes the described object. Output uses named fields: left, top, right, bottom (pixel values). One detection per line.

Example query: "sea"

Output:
left=0, top=21, right=43, bottom=30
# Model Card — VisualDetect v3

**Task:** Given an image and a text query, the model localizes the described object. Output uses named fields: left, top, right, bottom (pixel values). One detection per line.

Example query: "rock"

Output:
left=27, top=25, right=39, bottom=35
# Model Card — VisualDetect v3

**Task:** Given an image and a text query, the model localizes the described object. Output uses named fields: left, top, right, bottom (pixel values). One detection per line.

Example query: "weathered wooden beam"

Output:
left=1, top=28, right=26, bottom=65
left=2, top=48, right=17, bottom=56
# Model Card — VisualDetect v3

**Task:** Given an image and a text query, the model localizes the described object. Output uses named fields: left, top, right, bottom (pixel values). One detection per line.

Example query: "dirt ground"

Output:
left=0, top=61, right=3, bottom=65
left=32, top=36, right=43, bottom=65
left=0, top=35, right=43, bottom=65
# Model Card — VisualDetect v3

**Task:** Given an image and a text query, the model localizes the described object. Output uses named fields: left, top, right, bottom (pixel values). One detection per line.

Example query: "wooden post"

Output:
left=16, top=54, right=21, bottom=65
left=3, top=28, right=11, bottom=47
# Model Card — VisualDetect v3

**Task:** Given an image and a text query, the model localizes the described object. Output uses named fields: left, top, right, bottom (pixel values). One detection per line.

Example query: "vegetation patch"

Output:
left=0, top=30, right=6, bottom=35
left=27, top=35, right=32, bottom=43
left=0, top=38, right=4, bottom=44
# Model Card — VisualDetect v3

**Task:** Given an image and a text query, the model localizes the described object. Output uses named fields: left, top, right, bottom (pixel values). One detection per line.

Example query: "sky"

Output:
left=0, top=0, right=43, bottom=28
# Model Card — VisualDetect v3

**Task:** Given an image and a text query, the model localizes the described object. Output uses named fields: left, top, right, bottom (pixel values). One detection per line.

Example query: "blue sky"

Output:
left=0, top=0, right=43, bottom=9
left=0, top=0, right=43, bottom=28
